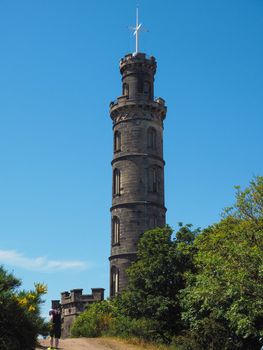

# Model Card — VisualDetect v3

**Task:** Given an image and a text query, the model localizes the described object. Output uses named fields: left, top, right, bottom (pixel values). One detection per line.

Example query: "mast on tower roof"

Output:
left=130, top=7, right=148, bottom=54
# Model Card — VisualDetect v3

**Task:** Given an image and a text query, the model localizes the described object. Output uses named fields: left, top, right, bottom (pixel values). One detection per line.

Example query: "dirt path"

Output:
left=37, top=337, right=147, bottom=350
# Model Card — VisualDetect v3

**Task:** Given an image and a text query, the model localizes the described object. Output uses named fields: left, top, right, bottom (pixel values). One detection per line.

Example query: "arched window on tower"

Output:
left=113, top=168, right=121, bottom=196
left=110, top=266, right=119, bottom=297
left=112, top=216, right=120, bottom=245
left=123, top=83, right=129, bottom=97
left=148, top=167, right=159, bottom=193
left=143, top=81, right=151, bottom=96
left=114, top=130, right=121, bottom=152
left=147, top=127, right=157, bottom=150
left=152, top=215, right=158, bottom=228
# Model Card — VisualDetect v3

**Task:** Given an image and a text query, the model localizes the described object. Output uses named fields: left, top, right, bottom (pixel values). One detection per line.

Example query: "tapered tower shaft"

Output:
left=109, top=52, right=167, bottom=297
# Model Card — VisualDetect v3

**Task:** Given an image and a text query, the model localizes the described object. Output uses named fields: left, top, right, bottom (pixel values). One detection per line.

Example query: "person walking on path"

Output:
left=48, top=308, right=61, bottom=350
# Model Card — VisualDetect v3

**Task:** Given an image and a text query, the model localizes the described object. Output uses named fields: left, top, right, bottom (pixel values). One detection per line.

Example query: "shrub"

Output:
left=171, top=317, right=244, bottom=350
left=108, top=316, right=162, bottom=342
left=0, top=266, right=48, bottom=350
left=70, top=300, right=116, bottom=337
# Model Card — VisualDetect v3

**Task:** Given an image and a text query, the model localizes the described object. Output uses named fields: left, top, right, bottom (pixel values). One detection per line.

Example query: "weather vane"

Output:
left=130, top=7, right=148, bottom=54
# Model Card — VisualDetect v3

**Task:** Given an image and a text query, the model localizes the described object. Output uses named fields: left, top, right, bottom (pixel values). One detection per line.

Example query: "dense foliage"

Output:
left=0, top=267, right=48, bottom=350
left=70, top=300, right=116, bottom=337
left=115, top=224, right=198, bottom=342
left=178, top=176, right=263, bottom=349
left=71, top=176, right=263, bottom=349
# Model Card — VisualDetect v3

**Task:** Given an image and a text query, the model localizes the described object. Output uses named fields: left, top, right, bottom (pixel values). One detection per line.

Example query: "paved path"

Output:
left=37, top=337, right=145, bottom=350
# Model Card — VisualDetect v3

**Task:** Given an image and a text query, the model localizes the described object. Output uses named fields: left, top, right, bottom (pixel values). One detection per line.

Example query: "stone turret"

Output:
left=109, top=52, right=167, bottom=297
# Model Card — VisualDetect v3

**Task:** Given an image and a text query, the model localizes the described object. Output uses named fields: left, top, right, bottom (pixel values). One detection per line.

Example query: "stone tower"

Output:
left=109, top=52, right=167, bottom=297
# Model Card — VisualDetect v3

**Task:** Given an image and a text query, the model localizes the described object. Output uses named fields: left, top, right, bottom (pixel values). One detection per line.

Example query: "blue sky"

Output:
left=0, top=0, right=262, bottom=317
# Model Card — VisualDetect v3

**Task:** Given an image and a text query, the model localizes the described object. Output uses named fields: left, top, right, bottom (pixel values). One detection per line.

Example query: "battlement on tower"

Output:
left=120, top=53, right=156, bottom=74
left=109, top=97, right=166, bottom=124
left=61, top=288, right=104, bottom=304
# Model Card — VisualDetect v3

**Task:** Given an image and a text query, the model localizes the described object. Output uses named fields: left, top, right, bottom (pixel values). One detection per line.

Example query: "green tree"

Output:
left=224, top=176, right=263, bottom=222
left=0, top=266, right=48, bottom=350
left=181, top=177, right=263, bottom=349
left=116, top=224, right=198, bottom=342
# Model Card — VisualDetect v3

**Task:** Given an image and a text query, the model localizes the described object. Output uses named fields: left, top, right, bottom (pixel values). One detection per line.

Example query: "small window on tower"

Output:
left=147, top=127, right=157, bottom=150
left=152, top=215, right=158, bottom=228
left=143, top=81, right=150, bottom=94
left=110, top=266, right=119, bottom=297
left=113, top=168, right=121, bottom=195
left=148, top=167, right=159, bottom=193
left=123, top=83, right=129, bottom=97
left=112, top=216, right=120, bottom=245
left=114, top=131, right=121, bottom=152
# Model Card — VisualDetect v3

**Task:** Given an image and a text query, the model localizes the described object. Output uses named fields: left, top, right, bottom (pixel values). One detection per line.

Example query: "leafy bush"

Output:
left=171, top=317, right=239, bottom=350
left=108, top=316, right=162, bottom=342
left=70, top=300, right=116, bottom=337
left=0, top=266, right=48, bottom=350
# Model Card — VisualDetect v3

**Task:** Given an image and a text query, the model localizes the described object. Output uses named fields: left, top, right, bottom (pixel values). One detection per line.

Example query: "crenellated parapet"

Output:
left=109, top=97, right=166, bottom=126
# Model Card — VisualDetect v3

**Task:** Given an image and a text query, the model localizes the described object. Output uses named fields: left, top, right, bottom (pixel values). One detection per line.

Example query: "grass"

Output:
left=101, top=336, right=174, bottom=350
